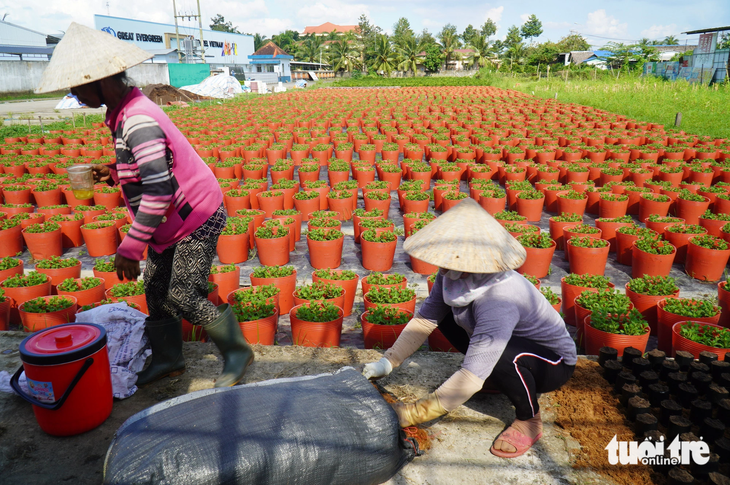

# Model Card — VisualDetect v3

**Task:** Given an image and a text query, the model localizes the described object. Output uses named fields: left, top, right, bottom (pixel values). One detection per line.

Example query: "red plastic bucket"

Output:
left=11, top=323, right=113, bottom=436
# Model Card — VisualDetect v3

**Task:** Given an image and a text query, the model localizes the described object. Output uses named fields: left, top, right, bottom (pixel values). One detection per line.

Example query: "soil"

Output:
left=550, top=359, right=666, bottom=485
left=141, top=84, right=213, bottom=106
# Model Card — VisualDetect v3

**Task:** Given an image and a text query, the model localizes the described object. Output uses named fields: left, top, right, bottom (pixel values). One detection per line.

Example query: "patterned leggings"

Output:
left=143, top=205, right=227, bottom=325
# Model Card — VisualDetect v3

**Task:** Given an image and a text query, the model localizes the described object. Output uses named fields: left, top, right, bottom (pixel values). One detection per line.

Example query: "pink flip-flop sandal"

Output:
left=490, top=426, right=542, bottom=458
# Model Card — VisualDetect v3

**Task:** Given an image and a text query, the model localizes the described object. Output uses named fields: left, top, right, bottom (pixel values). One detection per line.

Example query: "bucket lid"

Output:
left=20, top=323, right=107, bottom=366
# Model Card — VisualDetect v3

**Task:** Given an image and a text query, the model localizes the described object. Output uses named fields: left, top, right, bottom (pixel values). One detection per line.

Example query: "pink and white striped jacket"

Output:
left=105, top=88, right=222, bottom=261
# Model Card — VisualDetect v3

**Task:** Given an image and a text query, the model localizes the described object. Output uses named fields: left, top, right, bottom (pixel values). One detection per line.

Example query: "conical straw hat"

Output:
left=403, top=198, right=526, bottom=273
left=36, top=22, right=152, bottom=93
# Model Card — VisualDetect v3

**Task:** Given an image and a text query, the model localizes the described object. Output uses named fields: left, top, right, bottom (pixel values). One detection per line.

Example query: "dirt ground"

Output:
left=0, top=330, right=623, bottom=485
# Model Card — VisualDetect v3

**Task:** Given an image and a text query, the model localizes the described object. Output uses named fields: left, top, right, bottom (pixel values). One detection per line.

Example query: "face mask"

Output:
left=439, top=268, right=463, bottom=281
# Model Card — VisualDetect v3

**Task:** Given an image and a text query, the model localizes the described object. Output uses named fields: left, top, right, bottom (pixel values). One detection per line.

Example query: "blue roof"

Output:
left=592, top=50, right=614, bottom=58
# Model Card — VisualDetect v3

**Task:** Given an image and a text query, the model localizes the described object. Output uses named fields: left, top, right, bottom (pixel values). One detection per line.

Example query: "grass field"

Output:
left=477, top=73, right=730, bottom=140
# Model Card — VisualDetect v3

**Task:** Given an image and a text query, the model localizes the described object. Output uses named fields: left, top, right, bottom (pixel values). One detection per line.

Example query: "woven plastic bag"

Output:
left=103, top=367, right=417, bottom=485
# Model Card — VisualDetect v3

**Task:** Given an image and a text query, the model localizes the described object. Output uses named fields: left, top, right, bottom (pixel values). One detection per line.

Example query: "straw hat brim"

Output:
left=36, top=22, right=153, bottom=93
left=403, top=198, right=526, bottom=273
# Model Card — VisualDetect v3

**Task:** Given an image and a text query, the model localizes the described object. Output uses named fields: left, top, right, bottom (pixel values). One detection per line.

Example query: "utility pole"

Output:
left=172, top=0, right=182, bottom=63
left=172, top=0, right=206, bottom=63
left=196, top=0, right=206, bottom=63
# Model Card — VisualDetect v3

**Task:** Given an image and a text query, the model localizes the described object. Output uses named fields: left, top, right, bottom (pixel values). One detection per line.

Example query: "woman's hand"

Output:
left=92, top=164, right=111, bottom=183
left=115, top=254, right=141, bottom=281
left=362, top=357, right=393, bottom=380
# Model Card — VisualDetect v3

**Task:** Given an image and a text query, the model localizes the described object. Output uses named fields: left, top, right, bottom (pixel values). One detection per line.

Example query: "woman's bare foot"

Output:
left=492, top=412, right=543, bottom=454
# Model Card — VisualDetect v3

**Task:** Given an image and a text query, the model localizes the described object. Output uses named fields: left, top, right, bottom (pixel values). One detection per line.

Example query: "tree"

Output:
left=422, top=43, right=444, bottom=73
left=419, top=28, right=437, bottom=46
left=356, top=14, right=381, bottom=73
left=271, top=30, right=299, bottom=54
left=253, top=33, right=268, bottom=51
left=501, top=26, right=523, bottom=56
left=480, top=19, right=497, bottom=40
left=210, top=15, right=240, bottom=34
left=328, top=38, right=359, bottom=75
left=466, top=34, right=494, bottom=69
left=520, top=15, right=543, bottom=42
left=663, top=35, right=679, bottom=45
left=297, top=34, right=324, bottom=63
left=555, top=34, right=590, bottom=52
left=369, top=34, right=397, bottom=75
left=398, top=36, right=424, bottom=76
left=438, top=24, right=462, bottom=70
left=526, top=42, right=559, bottom=66
left=461, top=24, right=478, bottom=46
left=392, top=17, right=414, bottom=48
left=719, top=33, right=730, bottom=50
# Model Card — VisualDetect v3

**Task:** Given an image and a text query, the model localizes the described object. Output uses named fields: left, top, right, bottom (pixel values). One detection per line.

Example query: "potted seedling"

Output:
left=360, top=305, right=413, bottom=350
left=656, top=297, right=720, bottom=353
left=293, top=282, right=345, bottom=311
left=561, top=273, right=613, bottom=326
left=361, top=229, right=397, bottom=271
left=289, top=301, right=344, bottom=347
left=566, top=236, right=609, bottom=276
left=363, top=286, right=417, bottom=314
left=250, top=265, right=297, bottom=314
left=516, top=232, right=555, bottom=279
left=19, top=295, right=77, bottom=332
left=584, top=306, right=650, bottom=357
left=232, top=296, right=278, bottom=345
left=625, top=275, right=679, bottom=335
left=671, top=321, right=730, bottom=360
left=57, top=277, right=106, bottom=308
left=35, top=256, right=82, bottom=291
left=106, top=280, right=147, bottom=314
left=684, top=235, right=730, bottom=282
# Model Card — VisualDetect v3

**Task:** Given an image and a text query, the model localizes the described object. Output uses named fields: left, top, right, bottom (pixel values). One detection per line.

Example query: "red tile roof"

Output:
left=252, top=41, right=290, bottom=57
left=302, top=22, right=358, bottom=35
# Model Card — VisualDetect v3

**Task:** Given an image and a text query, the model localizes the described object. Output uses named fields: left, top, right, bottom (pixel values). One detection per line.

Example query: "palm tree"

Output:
left=369, top=34, right=397, bottom=76
left=505, top=42, right=527, bottom=70
left=439, top=29, right=461, bottom=70
left=663, top=35, right=679, bottom=45
left=298, top=34, right=324, bottom=63
left=253, top=33, right=268, bottom=51
left=397, top=36, right=423, bottom=76
left=466, top=34, right=494, bottom=69
left=328, top=39, right=359, bottom=75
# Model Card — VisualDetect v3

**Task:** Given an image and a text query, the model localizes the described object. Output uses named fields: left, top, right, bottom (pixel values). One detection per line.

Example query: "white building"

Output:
left=0, top=20, right=56, bottom=61
left=93, top=15, right=254, bottom=66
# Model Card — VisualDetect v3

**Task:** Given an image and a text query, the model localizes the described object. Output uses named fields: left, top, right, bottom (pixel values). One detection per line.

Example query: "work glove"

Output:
left=362, top=357, right=393, bottom=380
left=391, top=391, right=448, bottom=428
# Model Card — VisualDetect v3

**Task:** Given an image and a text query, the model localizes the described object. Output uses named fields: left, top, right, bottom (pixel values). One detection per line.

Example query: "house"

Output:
left=247, top=41, right=293, bottom=82
left=301, top=22, right=358, bottom=37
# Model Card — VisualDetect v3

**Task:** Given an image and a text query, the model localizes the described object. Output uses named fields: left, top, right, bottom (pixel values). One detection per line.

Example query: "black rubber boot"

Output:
left=203, top=304, right=255, bottom=388
left=136, top=315, right=186, bottom=386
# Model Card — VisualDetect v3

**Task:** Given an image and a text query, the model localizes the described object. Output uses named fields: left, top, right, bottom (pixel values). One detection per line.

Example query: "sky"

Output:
left=1, top=0, right=728, bottom=48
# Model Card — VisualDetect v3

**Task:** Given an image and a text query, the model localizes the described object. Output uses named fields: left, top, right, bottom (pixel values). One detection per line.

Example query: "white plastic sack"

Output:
left=76, top=303, right=150, bottom=399
left=179, top=74, right=243, bottom=99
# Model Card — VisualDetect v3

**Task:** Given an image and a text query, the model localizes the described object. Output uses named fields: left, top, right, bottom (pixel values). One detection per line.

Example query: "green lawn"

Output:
left=487, top=74, right=730, bottom=139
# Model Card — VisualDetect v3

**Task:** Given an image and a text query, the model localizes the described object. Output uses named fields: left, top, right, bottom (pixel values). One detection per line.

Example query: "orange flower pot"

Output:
left=19, top=295, right=78, bottom=332
left=289, top=304, right=343, bottom=347
left=307, top=234, right=344, bottom=269
left=656, top=298, right=720, bottom=353
left=58, top=278, right=106, bottom=308
left=360, top=238, right=397, bottom=271
left=312, top=270, right=359, bottom=318
left=250, top=270, right=296, bottom=315
left=516, top=240, right=556, bottom=279
left=238, top=310, right=279, bottom=345
left=217, top=232, right=249, bottom=264
left=625, top=284, right=679, bottom=336
left=583, top=315, right=650, bottom=357
left=360, top=309, right=412, bottom=350
left=567, top=240, right=609, bottom=275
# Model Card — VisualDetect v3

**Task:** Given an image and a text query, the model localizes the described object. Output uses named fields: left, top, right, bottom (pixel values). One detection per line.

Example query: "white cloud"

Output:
left=295, top=0, right=368, bottom=27
left=520, top=13, right=530, bottom=24
left=640, top=24, right=677, bottom=40
left=485, top=6, right=504, bottom=23
left=236, top=18, right=294, bottom=37
left=583, top=9, right=628, bottom=37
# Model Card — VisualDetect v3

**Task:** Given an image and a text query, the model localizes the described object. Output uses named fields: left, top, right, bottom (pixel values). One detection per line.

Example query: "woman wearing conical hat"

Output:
left=36, top=23, right=253, bottom=389
left=363, top=198, right=577, bottom=458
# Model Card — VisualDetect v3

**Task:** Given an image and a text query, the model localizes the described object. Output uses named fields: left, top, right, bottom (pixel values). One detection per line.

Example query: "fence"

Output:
left=167, top=63, right=210, bottom=88
left=643, top=49, right=729, bottom=84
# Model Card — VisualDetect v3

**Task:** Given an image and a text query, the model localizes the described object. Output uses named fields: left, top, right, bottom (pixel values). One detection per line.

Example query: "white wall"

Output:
left=0, top=61, right=169, bottom=94
left=127, top=63, right=170, bottom=86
